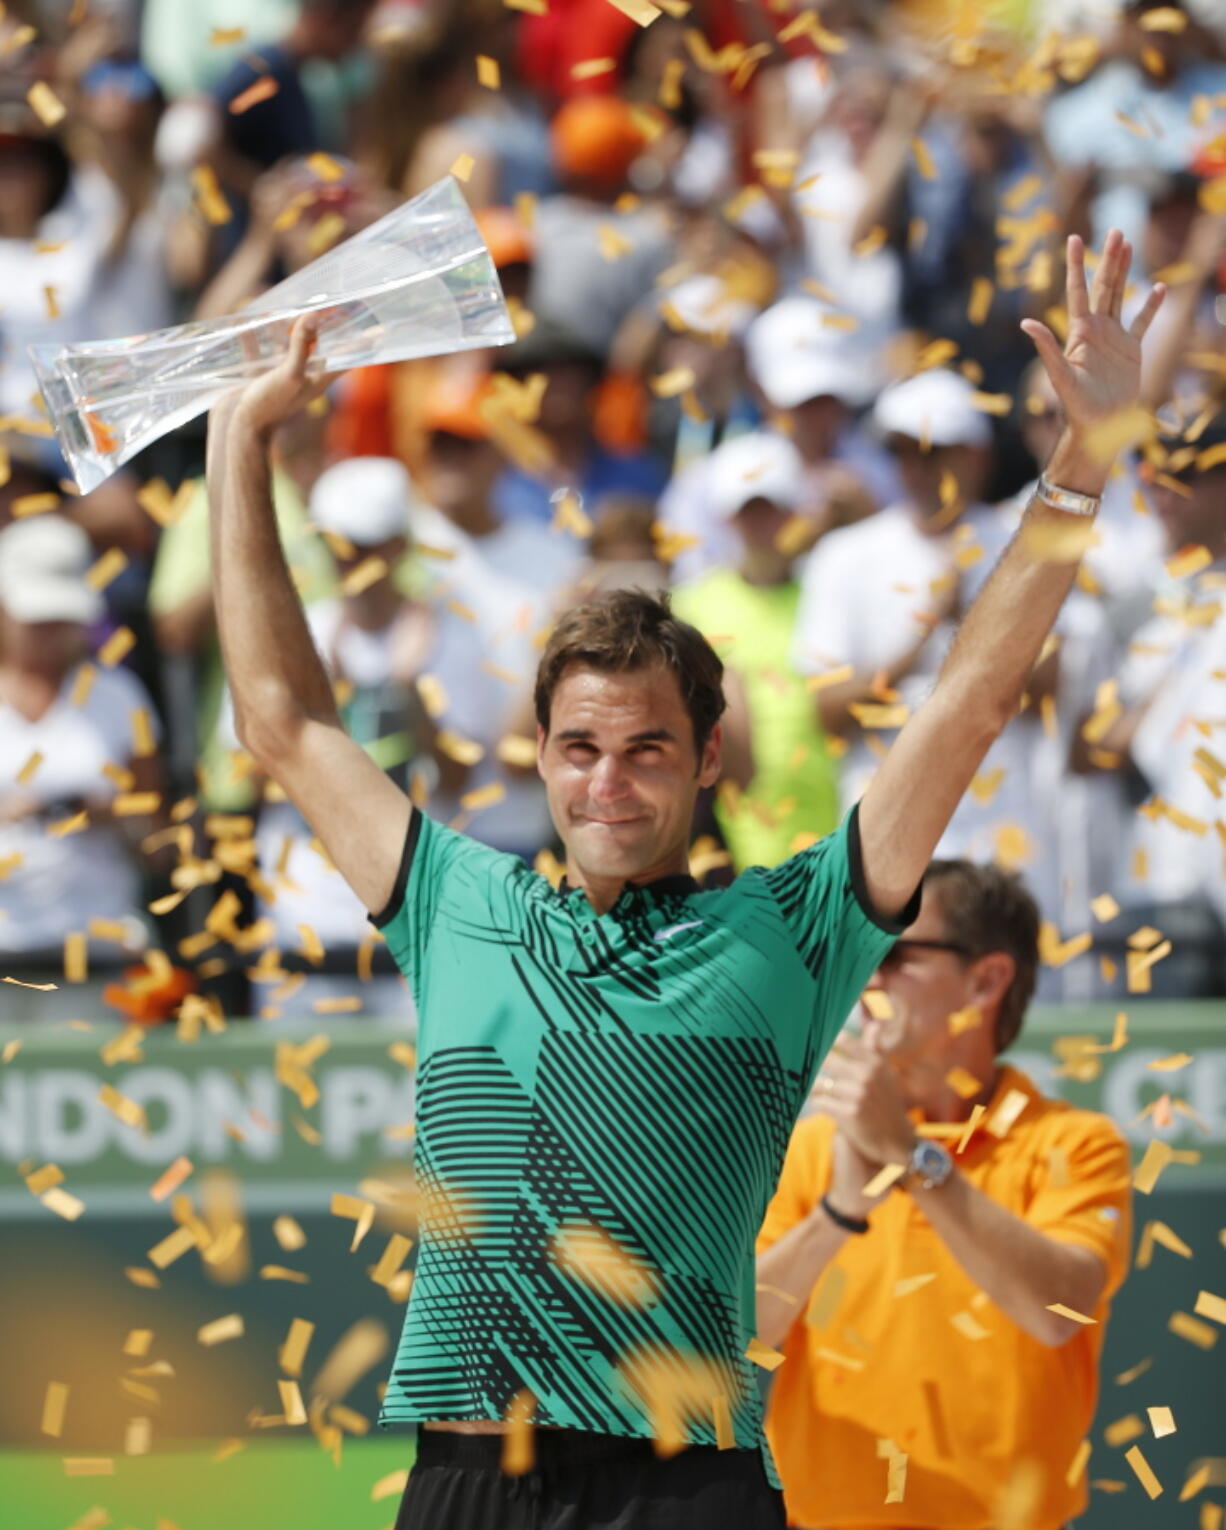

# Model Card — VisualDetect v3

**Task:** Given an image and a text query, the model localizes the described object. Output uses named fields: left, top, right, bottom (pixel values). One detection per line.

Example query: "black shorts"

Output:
left=393, top=1427, right=787, bottom=1530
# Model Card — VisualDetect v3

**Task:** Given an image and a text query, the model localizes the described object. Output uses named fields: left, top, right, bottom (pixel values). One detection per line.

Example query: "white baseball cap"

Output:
left=0, top=516, right=104, bottom=625
left=310, top=457, right=413, bottom=546
left=872, top=369, right=993, bottom=448
left=746, top=295, right=868, bottom=410
left=708, top=432, right=805, bottom=521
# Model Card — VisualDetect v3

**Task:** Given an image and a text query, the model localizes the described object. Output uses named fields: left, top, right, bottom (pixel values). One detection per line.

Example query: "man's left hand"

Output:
left=811, top=1030, right=917, bottom=1168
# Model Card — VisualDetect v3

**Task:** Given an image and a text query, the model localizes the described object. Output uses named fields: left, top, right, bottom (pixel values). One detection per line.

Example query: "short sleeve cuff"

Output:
left=369, top=809, right=422, bottom=929
left=846, top=803, right=922, bottom=935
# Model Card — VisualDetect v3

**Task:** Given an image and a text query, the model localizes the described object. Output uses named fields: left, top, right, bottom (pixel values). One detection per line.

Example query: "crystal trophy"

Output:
left=31, top=176, right=515, bottom=494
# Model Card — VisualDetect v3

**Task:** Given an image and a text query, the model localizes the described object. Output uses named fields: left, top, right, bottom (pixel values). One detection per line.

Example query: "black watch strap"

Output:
left=821, top=1193, right=870, bottom=1235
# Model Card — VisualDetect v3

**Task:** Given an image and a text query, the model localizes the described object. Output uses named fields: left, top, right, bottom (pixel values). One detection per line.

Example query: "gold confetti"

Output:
left=1105, top=1413, right=1144, bottom=1446
left=41, top=1187, right=85, bottom=1220
left=951, top=1310, right=991, bottom=1341
left=1133, top=1139, right=1175, bottom=1194
left=860, top=989, right=893, bottom=1021
left=1090, top=893, right=1120, bottom=922
left=985, top=1088, right=1029, bottom=1138
left=1135, top=1219, right=1192, bottom=1268
left=123, top=1329, right=153, bottom=1358
left=1046, top=1303, right=1096, bottom=1325
left=1038, top=923, right=1092, bottom=968
left=910, top=138, right=936, bottom=180
left=744, top=1337, right=785, bottom=1371
left=278, top=1379, right=308, bottom=1425
left=1115, top=1356, right=1153, bottom=1385
left=147, top=1225, right=197, bottom=1269
left=450, top=153, right=475, bottom=183
left=945, top=1066, right=983, bottom=1099
left=62, top=1460, right=115, bottom=1477
left=863, top=1162, right=906, bottom=1197
left=98, top=627, right=136, bottom=668
left=476, top=54, right=501, bottom=89
left=571, top=56, right=617, bottom=80
left=13, top=492, right=60, bottom=519
left=191, top=166, right=232, bottom=225
left=1139, top=4, right=1186, bottom=28
left=63, top=932, right=87, bottom=985
left=98, top=1083, right=146, bottom=1132
left=274, top=1215, right=306, bottom=1252
left=1169, top=1310, right=1218, bottom=1349
left=42, top=1382, right=69, bottom=1437
left=65, top=1510, right=110, bottom=1530
left=1148, top=1405, right=1176, bottom=1438
left=955, top=1103, right=986, bottom=1154
left=197, top=1314, right=244, bottom=1347
left=1125, top=1445, right=1163, bottom=1499
left=885, top=1449, right=908, bottom=1503
left=1165, top=544, right=1214, bottom=580
left=1193, top=1290, right=1226, bottom=1325
left=1066, top=1439, right=1092, bottom=1486
left=371, top=1469, right=410, bottom=1501
left=28, top=81, right=66, bottom=127
left=967, top=277, right=994, bottom=324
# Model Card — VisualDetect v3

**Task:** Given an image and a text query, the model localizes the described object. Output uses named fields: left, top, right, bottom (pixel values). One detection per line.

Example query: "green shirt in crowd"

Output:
left=673, top=570, right=840, bottom=870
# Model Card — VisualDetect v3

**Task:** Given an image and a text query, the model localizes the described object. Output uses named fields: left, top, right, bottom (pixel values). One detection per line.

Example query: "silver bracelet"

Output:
left=1035, top=474, right=1101, bottom=517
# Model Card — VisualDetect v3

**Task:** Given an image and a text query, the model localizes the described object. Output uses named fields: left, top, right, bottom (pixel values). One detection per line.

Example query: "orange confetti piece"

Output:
left=149, top=1156, right=193, bottom=1203
left=476, top=55, right=501, bottom=89
left=228, top=75, right=279, bottom=114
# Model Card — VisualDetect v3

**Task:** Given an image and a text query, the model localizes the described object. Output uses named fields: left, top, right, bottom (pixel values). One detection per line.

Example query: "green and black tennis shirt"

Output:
left=370, top=804, right=917, bottom=1468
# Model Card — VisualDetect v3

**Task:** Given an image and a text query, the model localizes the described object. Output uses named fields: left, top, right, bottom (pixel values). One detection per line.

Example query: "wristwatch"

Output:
left=907, top=1139, right=954, bottom=1191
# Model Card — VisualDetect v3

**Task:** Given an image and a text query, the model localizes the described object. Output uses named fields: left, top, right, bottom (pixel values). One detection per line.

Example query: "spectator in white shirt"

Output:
left=793, top=368, right=994, bottom=814
left=0, top=517, right=165, bottom=1014
left=1079, top=410, right=1226, bottom=996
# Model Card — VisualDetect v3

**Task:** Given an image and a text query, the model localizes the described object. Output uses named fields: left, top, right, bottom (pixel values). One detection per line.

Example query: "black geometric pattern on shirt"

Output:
left=391, top=1035, right=803, bottom=1438
left=760, top=845, right=842, bottom=979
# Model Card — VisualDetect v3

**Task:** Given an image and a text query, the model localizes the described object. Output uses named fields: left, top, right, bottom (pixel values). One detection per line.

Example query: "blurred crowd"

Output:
left=1, top=0, right=1225, bottom=1022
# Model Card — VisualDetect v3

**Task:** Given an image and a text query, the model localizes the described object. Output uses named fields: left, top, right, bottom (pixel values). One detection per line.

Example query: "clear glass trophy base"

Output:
left=32, top=176, right=515, bottom=494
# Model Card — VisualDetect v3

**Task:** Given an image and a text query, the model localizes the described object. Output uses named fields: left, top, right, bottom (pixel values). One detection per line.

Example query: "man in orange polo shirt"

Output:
left=756, top=860, right=1132, bottom=1530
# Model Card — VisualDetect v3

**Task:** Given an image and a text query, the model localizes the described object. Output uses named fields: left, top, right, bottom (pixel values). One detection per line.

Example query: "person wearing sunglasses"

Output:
left=756, top=859, right=1132, bottom=1530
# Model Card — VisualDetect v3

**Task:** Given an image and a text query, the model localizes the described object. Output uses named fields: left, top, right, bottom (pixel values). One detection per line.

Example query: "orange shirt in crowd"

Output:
left=757, top=1067, right=1132, bottom=1530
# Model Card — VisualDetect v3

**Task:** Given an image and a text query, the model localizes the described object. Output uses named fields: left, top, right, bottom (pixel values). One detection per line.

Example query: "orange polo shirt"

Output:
left=757, top=1067, right=1132, bottom=1530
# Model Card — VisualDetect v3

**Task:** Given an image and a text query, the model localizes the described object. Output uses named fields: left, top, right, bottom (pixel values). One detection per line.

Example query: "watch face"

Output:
left=914, top=1140, right=953, bottom=1185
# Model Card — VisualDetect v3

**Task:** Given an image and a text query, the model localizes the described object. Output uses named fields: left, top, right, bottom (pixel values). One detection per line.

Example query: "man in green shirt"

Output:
left=672, top=431, right=840, bottom=870
left=205, top=231, right=1162, bottom=1529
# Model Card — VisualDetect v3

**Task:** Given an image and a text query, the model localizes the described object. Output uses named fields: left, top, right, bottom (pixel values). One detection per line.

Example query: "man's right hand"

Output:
left=212, top=315, right=336, bottom=440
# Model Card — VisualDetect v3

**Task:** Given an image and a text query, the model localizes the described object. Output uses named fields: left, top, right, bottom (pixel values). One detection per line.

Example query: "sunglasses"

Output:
left=880, top=938, right=976, bottom=966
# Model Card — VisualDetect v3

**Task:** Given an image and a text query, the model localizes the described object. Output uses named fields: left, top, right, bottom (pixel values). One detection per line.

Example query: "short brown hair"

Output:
left=534, top=589, right=726, bottom=755
left=922, top=860, right=1040, bottom=1053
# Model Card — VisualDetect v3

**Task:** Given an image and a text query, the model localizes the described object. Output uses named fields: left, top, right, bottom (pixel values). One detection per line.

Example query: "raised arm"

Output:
left=207, top=318, right=411, bottom=915
left=856, top=231, right=1165, bottom=916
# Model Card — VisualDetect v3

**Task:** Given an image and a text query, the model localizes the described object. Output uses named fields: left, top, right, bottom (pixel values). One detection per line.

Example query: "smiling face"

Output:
left=537, top=663, right=721, bottom=897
